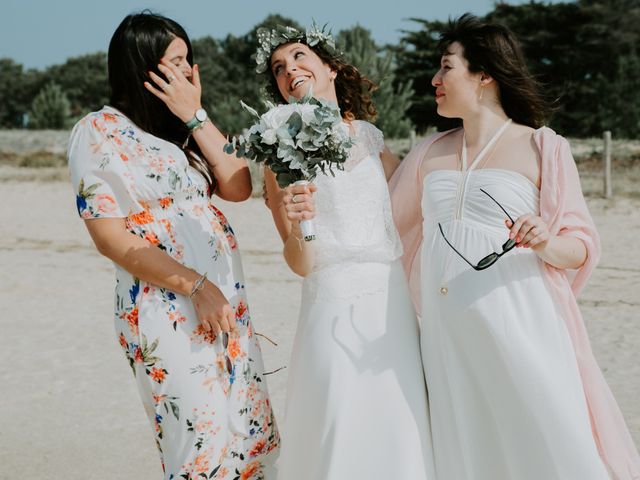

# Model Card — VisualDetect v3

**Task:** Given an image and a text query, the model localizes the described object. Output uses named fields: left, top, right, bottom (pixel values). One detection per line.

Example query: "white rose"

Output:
left=261, top=104, right=296, bottom=129
left=261, top=128, right=278, bottom=145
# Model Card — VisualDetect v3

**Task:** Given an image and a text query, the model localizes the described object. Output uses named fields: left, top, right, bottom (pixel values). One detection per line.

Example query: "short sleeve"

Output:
left=366, top=122, right=385, bottom=154
left=68, top=113, right=140, bottom=220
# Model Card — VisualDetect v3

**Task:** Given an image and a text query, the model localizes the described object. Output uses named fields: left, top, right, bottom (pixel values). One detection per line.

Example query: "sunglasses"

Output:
left=220, top=332, right=233, bottom=375
left=438, top=188, right=517, bottom=271
left=220, top=332, right=286, bottom=376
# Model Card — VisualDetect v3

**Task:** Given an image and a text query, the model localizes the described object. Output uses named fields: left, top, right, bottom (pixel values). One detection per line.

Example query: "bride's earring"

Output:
left=479, top=84, right=484, bottom=101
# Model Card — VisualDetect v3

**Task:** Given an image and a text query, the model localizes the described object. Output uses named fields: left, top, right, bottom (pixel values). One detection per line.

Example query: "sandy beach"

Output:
left=1, top=174, right=638, bottom=479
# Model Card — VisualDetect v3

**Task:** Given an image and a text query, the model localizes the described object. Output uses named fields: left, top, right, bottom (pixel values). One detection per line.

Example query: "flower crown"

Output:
left=255, top=22, right=340, bottom=74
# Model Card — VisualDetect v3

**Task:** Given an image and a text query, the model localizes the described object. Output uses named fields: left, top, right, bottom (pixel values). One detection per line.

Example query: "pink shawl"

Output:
left=389, top=126, right=640, bottom=480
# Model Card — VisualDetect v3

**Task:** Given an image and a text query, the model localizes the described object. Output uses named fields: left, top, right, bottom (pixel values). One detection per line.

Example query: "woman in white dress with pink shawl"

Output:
left=390, top=14, right=640, bottom=480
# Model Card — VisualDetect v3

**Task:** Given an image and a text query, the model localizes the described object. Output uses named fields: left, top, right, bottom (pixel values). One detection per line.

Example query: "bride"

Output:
left=259, top=24, right=436, bottom=480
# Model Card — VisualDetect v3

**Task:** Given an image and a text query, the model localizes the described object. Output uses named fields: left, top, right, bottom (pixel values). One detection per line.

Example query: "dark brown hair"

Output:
left=108, top=12, right=214, bottom=192
left=266, top=42, right=378, bottom=121
left=438, top=13, right=551, bottom=128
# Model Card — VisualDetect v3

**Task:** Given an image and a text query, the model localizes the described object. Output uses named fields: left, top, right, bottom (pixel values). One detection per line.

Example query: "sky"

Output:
left=1, top=0, right=566, bottom=70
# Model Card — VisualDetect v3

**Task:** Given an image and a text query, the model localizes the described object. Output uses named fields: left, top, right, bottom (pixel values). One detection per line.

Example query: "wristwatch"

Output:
left=185, top=108, right=208, bottom=131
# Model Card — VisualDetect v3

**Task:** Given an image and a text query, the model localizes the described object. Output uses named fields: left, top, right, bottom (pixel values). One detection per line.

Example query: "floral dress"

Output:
left=68, top=106, right=279, bottom=479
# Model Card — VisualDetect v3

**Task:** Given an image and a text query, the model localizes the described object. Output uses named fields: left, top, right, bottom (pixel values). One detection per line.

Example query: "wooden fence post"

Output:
left=603, top=130, right=612, bottom=198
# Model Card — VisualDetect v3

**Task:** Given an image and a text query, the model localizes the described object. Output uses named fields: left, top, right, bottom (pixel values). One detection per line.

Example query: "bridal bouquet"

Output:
left=224, top=92, right=354, bottom=240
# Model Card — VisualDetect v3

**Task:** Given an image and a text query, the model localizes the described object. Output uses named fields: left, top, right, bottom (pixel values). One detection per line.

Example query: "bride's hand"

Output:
left=144, top=60, right=202, bottom=123
left=283, top=183, right=317, bottom=222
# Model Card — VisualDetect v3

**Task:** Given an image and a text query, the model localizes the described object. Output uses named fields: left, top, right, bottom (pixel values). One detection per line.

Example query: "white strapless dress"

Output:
left=420, top=167, right=610, bottom=480
left=276, top=121, right=437, bottom=480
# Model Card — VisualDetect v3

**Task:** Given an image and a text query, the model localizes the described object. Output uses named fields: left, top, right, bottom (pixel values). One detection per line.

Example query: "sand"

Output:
left=0, top=177, right=638, bottom=479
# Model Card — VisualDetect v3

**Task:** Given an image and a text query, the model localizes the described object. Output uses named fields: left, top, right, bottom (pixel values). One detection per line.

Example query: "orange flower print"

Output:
left=227, top=338, right=241, bottom=360
left=249, top=439, right=267, bottom=458
left=226, top=232, right=237, bottom=250
left=118, top=333, right=127, bottom=349
left=236, top=300, right=248, bottom=321
left=149, top=158, right=165, bottom=174
left=134, top=346, right=143, bottom=363
left=168, top=311, right=187, bottom=330
left=144, top=231, right=160, bottom=245
left=129, top=209, right=154, bottom=225
left=120, top=153, right=129, bottom=161
left=192, top=204, right=204, bottom=217
left=193, top=454, right=210, bottom=474
left=91, top=117, right=106, bottom=134
left=102, top=112, right=118, bottom=123
left=159, top=197, right=173, bottom=209
left=239, top=461, right=260, bottom=480
left=126, top=307, right=139, bottom=336
left=150, top=367, right=167, bottom=383
left=192, top=324, right=216, bottom=344
left=139, top=199, right=151, bottom=211
left=95, top=194, right=117, bottom=214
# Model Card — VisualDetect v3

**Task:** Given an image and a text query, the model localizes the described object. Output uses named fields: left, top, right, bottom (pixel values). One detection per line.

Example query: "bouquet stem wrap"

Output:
left=294, top=179, right=316, bottom=241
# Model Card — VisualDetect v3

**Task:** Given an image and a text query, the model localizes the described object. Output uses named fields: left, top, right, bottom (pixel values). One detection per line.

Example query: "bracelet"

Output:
left=189, top=273, right=207, bottom=299
left=181, top=119, right=210, bottom=150
left=290, top=230, right=303, bottom=251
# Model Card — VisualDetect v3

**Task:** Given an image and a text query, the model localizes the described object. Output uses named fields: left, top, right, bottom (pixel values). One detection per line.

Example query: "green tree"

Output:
left=487, top=0, right=640, bottom=136
left=45, top=52, right=109, bottom=119
left=594, top=51, right=640, bottom=138
left=0, top=59, right=30, bottom=128
left=394, top=18, right=451, bottom=133
left=29, top=82, right=72, bottom=129
left=338, top=25, right=414, bottom=138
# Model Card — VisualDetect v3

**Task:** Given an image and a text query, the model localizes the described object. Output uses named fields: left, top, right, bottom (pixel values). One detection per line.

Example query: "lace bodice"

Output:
left=311, top=120, right=403, bottom=271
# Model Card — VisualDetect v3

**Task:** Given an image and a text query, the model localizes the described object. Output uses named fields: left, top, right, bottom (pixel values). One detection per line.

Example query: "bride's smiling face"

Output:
left=270, top=43, right=337, bottom=103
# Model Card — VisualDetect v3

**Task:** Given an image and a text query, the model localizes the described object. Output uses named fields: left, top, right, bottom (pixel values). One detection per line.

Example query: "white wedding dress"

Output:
left=276, top=121, right=436, bottom=480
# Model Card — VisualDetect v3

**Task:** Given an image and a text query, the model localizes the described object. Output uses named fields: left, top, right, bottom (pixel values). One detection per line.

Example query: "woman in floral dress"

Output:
left=67, top=13, right=279, bottom=479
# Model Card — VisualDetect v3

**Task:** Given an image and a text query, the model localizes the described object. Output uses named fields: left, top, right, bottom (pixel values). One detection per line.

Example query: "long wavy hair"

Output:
left=265, top=42, right=378, bottom=122
left=438, top=13, right=551, bottom=128
left=108, top=12, right=214, bottom=191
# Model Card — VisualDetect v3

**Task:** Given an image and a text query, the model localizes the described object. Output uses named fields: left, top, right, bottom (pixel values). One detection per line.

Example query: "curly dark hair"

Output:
left=438, top=13, right=551, bottom=128
left=265, top=42, right=378, bottom=122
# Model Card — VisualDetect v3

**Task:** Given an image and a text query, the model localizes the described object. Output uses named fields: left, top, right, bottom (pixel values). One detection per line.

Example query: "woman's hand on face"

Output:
left=144, top=60, right=202, bottom=123
left=283, top=183, right=317, bottom=222
left=191, top=280, right=236, bottom=339
left=505, top=214, right=551, bottom=251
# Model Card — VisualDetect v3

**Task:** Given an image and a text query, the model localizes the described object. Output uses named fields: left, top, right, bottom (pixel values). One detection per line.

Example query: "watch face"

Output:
left=195, top=108, right=207, bottom=122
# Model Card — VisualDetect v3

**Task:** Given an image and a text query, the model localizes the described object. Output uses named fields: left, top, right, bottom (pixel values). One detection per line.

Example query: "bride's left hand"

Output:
left=144, top=60, right=202, bottom=123
left=506, top=214, right=551, bottom=251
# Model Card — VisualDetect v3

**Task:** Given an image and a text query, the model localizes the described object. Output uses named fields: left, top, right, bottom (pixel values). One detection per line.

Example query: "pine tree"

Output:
left=338, top=25, right=414, bottom=138
left=29, top=82, right=72, bottom=129
left=595, top=51, right=640, bottom=138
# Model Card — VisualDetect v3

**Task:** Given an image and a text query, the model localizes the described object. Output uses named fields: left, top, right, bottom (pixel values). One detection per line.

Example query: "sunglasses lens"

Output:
left=225, top=355, right=233, bottom=374
left=502, top=238, right=516, bottom=251
left=477, top=253, right=498, bottom=269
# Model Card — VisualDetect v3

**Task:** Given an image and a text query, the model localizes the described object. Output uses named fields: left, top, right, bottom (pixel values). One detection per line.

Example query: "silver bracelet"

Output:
left=189, top=273, right=207, bottom=299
